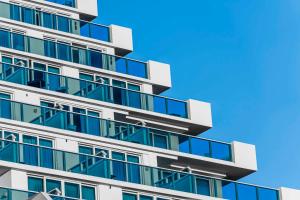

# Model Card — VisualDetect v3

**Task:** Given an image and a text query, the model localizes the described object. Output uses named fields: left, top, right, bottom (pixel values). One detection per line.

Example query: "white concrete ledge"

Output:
left=187, top=99, right=213, bottom=130
left=110, top=25, right=133, bottom=53
left=232, top=141, right=258, bottom=171
left=280, top=187, right=300, bottom=200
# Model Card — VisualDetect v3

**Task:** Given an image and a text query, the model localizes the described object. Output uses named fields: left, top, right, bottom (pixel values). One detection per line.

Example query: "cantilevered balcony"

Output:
left=0, top=139, right=279, bottom=200
left=0, top=186, right=76, bottom=199
left=0, top=98, right=228, bottom=162
left=0, top=62, right=187, bottom=118
left=0, top=29, right=146, bottom=78
left=0, top=1, right=109, bottom=42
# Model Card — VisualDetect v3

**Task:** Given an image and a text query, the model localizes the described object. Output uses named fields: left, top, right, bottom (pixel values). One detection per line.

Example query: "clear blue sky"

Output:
left=95, top=0, right=300, bottom=189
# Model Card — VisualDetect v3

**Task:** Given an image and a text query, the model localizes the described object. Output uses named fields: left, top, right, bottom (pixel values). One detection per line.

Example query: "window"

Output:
left=64, top=182, right=80, bottom=199
left=46, top=179, right=61, bottom=193
left=0, top=92, right=11, bottom=119
left=57, top=42, right=71, bottom=61
left=22, top=7, right=34, bottom=24
left=140, top=195, right=153, bottom=200
left=12, top=32, right=25, bottom=51
left=82, top=185, right=96, bottom=200
left=23, top=135, right=38, bottom=166
left=57, top=15, right=70, bottom=33
left=39, top=138, right=53, bottom=168
left=0, top=29, right=11, bottom=48
left=123, top=193, right=137, bottom=200
left=28, top=177, right=43, bottom=192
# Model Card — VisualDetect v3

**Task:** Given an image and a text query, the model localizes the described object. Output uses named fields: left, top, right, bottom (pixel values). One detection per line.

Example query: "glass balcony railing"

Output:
left=46, top=0, right=76, bottom=8
left=0, top=139, right=279, bottom=199
left=0, top=186, right=75, bottom=200
left=0, top=29, right=147, bottom=78
left=0, top=1, right=110, bottom=42
left=0, top=62, right=187, bottom=118
left=0, top=98, right=230, bottom=161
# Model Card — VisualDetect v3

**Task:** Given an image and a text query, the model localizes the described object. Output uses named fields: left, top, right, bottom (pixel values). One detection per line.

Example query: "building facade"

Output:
left=0, top=0, right=297, bottom=199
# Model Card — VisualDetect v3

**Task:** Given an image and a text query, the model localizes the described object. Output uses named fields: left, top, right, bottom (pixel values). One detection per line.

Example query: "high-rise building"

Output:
left=0, top=0, right=297, bottom=199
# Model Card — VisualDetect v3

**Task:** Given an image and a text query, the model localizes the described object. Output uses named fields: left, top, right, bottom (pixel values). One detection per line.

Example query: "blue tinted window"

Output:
left=123, top=193, right=137, bottom=200
left=57, top=16, right=70, bottom=32
left=65, top=182, right=80, bottom=198
left=153, top=133, right=168, bottom=149
left=79, top=146, right=93, bottom=155
left=90, top=24, right=110, bottom=42
left=42, top=12, right=55, bottom=29
left=57, top=42, right=71, bottom=61
left=46, top=179, right=61, bottom=193
left=140, top=195, right=153, bottom=200
left=178, top=135, right=190, bottom=153
left=22, top=7, right=34, bottom=24
left=12, top=33, right=25, bottom=51
left=153, top=96, right=167, bottom=114
left=28, top=177, right=43, bottom=192
left=89, top=50, right=102, bottom=68
left=44, top=40, right=56, bottom=58
left=82, top=186, right=95, bottom=200
left=0, top=30, right=11, bottom=48
left=196, top=178, right=210, bottom=196
left=167, top=100, right=187, bottom=118
left=10, top=5, right=20, bottom=21
left=115, top=57, right=127, bottom=74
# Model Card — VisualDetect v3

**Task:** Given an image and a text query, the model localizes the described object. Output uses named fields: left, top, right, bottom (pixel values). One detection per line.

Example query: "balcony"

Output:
left=0, top=139, right=279, bottom=199
left=46, top=0, right=76, bottom=8
left=0, top=62, right=187, bottom=118
left=0, top=98, right=229, bottom=162
left=0, top=29, right=146, bottom=78
left=0, top=186, right=76, bottom=199
left=0, top=1, right=110, bottom=42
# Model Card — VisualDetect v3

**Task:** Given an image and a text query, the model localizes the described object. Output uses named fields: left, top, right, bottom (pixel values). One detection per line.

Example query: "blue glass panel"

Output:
left=39, top=139, right=53, bottom=169
left=65, top=183, right=80, bottom=198
left=82, top=186, right=95, bottom=200
left=196, top=178, right=210, bottom=196
left=46, top=179, right=61, bottom=193
left=10, top=5, right=20, bottom=21
left=178, top=135, right=190, bottom=153
left=222, top=181, right=237, bottom=200
left=22, top=7, right=34, bottom=24
left=257, top=188, right=278, bottom=200
left=127, top=60, right=147, bottom=78
left=23, top=135, right=38, bottom=166
left=123, top=193, right=137, bottom=200
left=127, top=155, right=140, bottom=184
left=80, top=21, right=90, bottom=37
left=112, top=152, right=126, bottom=181
left=0, top=30, right=11, bottom=48
left=57, top=16, right=70, bottom=33
left=42, top=12, right=55, bottom=29
left=90, top=24, right=110, bottom=42
left=57, top=43, right=71, bottom=61
left=153, top=133, right=168, bottom=149
left=236, top=184, right=257, bottom=200
left=87, top=115, right=101, bottom=136
left=211, top=142, right=231, bottom=161
left=153, top=96, right=167, bottom=114
left=140, top=195, right=153, bottom=200
left=115, top=57, right=127, bottom=74
left=191, top=138, right=210, bottom=157
left=12, top=33, right=25, bottom=51
left=166, top=99, right=187, bottom=118
left=89, top=50, right=102, bottom=68
left=44, top=40, right=57, bottom=58
left=28, top=177, right=43, bottom=192
left=128, top=90, right=141, bottom=109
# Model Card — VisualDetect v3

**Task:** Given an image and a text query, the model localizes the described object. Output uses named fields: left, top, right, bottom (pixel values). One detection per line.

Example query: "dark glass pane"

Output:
left=39, top=139, right=53, bottom=168
left=0, top=30, right=11, bottom=48
left=12, top=33, right=25, bottom=51
left=65, top=182, right=80, bottom=198
left=22, top=7, right=34, bottom=24
left=28, top=177, right=43, bottom=192
left=153, top=96, right=167, bottom=114
left=179, top=135, right=190, bottom=153
left=42, top=12, right=55, bottom=29
left=46, top=179, right=61, bottom=193
left=82, top=186, right=95, bottom=200
left=115, top=57, right=127, bottom=74
left=123, top=193, right=137, bottom=200
left=44, top=40, right=56, bottom=58
left=10, top=5, right=20, bottom=21
left=140, top=195, right=153, bottom=200
left=57, top=15, right=70, bottom=33
left=89, top=50, right=102, bottom=68
left=57, top=43, right=71, bottom=61
left=90, top=24, right=110, bottom=42
left=80, top=21, right=90, bottom=37
left=196, top=178, right=210, bottom=196
left=153, top=133, right=168, bottom=149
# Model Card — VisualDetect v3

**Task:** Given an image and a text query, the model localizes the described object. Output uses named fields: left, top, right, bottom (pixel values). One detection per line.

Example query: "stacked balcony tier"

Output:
left=0, top=1, right=109, bottom=42
left=0, top=97, right=230, bottom=161
left=0, top=139, right=279, bottom=200
left=0, top=29, right=146, bottom=77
